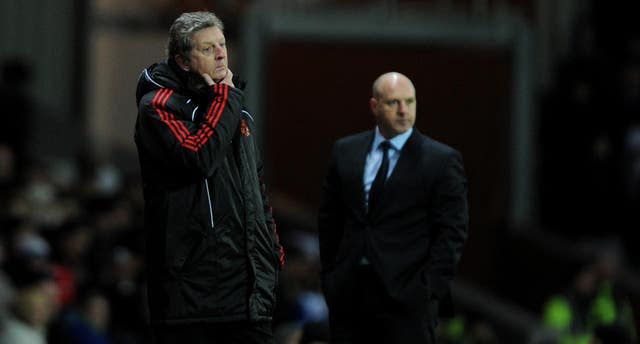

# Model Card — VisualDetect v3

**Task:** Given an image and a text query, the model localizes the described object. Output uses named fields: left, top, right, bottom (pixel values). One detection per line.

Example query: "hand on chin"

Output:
left=213, top=68, right=227, bottom=83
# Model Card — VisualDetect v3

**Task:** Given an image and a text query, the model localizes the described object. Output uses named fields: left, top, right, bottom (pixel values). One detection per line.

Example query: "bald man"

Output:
left=318, top=72, right=469, bottom=343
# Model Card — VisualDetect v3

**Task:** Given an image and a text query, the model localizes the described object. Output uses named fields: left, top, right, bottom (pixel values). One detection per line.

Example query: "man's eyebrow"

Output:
left=200, top=39, right=225, bottom=44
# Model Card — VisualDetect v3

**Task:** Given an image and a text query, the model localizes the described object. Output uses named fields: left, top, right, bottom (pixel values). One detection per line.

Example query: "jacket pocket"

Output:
left=167, top=218, right=207, bottom=273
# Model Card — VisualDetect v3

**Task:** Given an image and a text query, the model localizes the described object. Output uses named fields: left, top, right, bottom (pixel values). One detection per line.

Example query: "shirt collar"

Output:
left=372, top=127, right=413, bottom=152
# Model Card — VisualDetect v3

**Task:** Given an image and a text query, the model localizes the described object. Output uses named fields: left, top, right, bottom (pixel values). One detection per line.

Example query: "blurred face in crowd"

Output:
left=370, top=72, right=417, bottom=139
left=15, top=281, right=59, bottom=329
left=181, top=26, right=228, bottom=82
left=83, top=293, right=110, bottom=332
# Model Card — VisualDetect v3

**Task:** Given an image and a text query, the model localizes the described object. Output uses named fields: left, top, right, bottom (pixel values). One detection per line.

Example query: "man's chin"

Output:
left=394, top=125, right=411, bottom=134
left=212, top=70, right=227, bottom=83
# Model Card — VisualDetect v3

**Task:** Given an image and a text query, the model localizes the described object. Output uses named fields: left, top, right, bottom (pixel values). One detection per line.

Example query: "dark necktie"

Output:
left=368, top=141, right=391, bottom=214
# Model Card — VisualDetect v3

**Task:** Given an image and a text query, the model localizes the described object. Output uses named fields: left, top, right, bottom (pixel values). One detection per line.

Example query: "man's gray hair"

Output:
left=167, top=11, right=224, bottom=60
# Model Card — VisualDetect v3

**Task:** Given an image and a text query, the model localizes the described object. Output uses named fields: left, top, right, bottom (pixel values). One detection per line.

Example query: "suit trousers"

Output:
left=152, top=321, right=273, bottom=344
left=329, top=264, right=436, bottom=344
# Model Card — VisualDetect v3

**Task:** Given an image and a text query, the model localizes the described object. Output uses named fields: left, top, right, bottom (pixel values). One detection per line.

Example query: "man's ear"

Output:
left=175, top=55, right=190, bottom=72
left=369, top=97, right=378, bottom=114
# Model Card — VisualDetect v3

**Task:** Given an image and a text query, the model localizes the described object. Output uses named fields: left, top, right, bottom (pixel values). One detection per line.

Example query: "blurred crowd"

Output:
left=0, top=140, right=149, bottom=343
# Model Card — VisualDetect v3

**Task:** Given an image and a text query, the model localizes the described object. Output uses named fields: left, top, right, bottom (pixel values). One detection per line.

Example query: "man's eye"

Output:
left=202, top=47, right=213, bottom=54
left=386, top=100, right=399, bottom=107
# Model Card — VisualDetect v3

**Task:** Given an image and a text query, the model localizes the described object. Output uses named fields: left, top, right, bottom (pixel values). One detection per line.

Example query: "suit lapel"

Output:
left=348, top=131, right=374, bottom=219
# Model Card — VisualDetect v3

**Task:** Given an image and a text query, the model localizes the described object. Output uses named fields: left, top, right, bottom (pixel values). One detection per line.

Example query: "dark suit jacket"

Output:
left=318, top=128, right=468, bottom=322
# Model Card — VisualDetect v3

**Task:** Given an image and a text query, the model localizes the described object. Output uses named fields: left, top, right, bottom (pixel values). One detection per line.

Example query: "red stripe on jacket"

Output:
left=152, top=89, right=186, bottom=144
left=188, top=84, right=229, bottom=150
left=150, top=85, right=231, bottom=152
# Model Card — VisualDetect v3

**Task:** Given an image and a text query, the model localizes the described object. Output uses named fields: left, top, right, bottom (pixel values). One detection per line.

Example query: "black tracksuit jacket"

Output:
left=134, top=59, right=284, bottom=324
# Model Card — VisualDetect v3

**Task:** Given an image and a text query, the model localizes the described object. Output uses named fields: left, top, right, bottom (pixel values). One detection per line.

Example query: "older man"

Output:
left=134, top=11, right=284, bottom=344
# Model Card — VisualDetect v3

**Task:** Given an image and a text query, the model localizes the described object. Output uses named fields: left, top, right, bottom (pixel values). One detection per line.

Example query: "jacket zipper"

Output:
left=204, top=179, right=215, bottom=228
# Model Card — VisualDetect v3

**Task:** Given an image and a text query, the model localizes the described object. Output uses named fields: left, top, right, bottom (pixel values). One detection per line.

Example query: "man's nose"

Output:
left=215, top=47, right=225, bottom=60
left=398, top=101, right=408, bottom=115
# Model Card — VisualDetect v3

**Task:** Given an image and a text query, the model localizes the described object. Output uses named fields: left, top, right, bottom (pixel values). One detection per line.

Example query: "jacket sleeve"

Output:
left=425, top=150, right=469, bottom=300
left=137, top=84, right=243, bottom=178
left=318, top=142, right=345, bottom=273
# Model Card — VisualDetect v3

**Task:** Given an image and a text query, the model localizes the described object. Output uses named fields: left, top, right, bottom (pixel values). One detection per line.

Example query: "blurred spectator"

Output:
left=541, top=246, right=636, bottom=344
left=56, top=290, right=111, bottom=344
left=274, top=246, right=327, bottom=326
left=6, top=221, right=78, bottom=310
left=6, top=162, right=81, bottom=229
left=468, top=319, right=499, bottom=344
left=88, top=160, right=123, bottom=198
left=0, top=264, right=59, bottom=344
left=51, top=220, right=94, bottom=292
left=273, top=231, right=328, bottom=344
left=102, top=246, right=149, bottom=343
left=589, top=247, right=637, bottom=342
left=48, top=159, right=81, bottom=196
left=293, top=291, right=327, bottom=325
left=437, top=315, right=469, bottom=344
left=6, top=222, right=53, bottom=280
left=437, top=314, right=498, bottom=344
left=274, top=321, right=303, bottom=344
left=542, top=265, right=599, bottom=344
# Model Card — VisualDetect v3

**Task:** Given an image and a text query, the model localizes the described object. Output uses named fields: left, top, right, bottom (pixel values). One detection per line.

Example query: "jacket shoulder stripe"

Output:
left=189, top=84, right=225, bottom=148
left=150, top=87, right=231, bottom=152
left=186, top=84, right=230, bottom=150
left=152, top=89, right=187, bottom=144
left=159, top=89, right=192, bottom=140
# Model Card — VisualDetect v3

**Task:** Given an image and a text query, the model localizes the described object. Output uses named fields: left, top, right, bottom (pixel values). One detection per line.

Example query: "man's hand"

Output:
left=201, top=69, right=235, bottom=88
left=219, top=69, right=235, bottom=88
left=201, top=73, right=215, bottom=86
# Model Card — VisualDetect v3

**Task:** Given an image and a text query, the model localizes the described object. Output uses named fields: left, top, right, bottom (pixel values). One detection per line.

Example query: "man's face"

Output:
left=185, top=26, right=228, bottom=81
left=370, top=76, right=416, bottom=138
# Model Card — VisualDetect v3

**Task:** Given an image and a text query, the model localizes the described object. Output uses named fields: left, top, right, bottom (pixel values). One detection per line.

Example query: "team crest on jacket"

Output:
left=240, top=119, right=251, bottom=137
